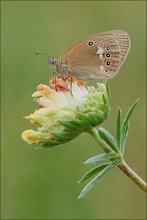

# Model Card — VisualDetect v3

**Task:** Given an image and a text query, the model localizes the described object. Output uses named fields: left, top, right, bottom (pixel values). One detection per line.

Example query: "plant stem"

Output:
left=118, top=160, right=147, bottom=192
left=89, top=127, right=112, bottom=153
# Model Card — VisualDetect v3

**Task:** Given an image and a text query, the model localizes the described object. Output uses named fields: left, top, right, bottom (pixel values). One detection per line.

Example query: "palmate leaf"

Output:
left=121, top=98, right=139, bottom=155
left=84, top=152, right=118, bottom=166
left=78, top=163, right=109, bottom=183
left=78, top=159, right=119, bottom=199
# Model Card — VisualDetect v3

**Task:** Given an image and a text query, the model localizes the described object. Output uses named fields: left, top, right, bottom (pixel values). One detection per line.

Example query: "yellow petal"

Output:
left=21, top=129, right=40, bottom=144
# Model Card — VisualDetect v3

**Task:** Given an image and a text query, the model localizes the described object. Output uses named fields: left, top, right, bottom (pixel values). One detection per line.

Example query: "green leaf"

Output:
left=102, top=94, right=109, bottom=118
left=116, top=108, right=122, bottom=151
left=98, top=127, right=118, bottom=152
left=78, top=163, right=109, bottom=183
left=84, top=152, right=118, bottom=166
left=121, top=98, right=139, bottom=154
left=122, top=123, right=129, bottom=151
left=78, top=159, right=119, bottom=199
left=106, top=81, right=111, bottom=104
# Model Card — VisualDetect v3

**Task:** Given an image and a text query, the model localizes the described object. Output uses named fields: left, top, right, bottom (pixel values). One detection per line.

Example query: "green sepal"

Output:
left=78, top=163, right=109, bottom=183
left=53, top=131, right=73, bottom=140
left=87, top=112, right=104, bottom=126
left=78, top=159, right=119, bottom=199
left=77, top=112, right=104, bottom=129
left=78, top=113, right=93, bottom=125
left=98, top=127, right=118, bottom=153
left=84, top=152, right=118, bottom=166
left=36, top=140, right=65, bottom=149
left=59, top=120, right=82, bottom=130
left=53, top=130, right=82, bottom=141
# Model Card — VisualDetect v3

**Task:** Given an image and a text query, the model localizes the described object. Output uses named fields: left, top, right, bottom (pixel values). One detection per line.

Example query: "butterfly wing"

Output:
left=59, top=30, right=130, bottom=80
left=106, top=30, right=131, bottom=66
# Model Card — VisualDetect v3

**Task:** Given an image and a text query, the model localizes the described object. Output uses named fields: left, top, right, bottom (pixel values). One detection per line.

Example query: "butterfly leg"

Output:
left=52, top=70, right=59, bottom=92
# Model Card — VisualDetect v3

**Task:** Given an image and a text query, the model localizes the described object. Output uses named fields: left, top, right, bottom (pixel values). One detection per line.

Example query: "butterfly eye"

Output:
left=99, top=42, right=104, bottom=47
left=106, top=46, right=111, bottom=51
left=106, top=61, right=111, bottom=66
left=48, top=57, right=56, bottom=67
left=104, top=69, right=109, bottom=74
left=105, top=53, right=111, bottom=58
left=87, top=41, right=94, bottom=47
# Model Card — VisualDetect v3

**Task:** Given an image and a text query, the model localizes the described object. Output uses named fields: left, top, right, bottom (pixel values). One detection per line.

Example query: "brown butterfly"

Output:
left=48, top=30, right=131, bottom=81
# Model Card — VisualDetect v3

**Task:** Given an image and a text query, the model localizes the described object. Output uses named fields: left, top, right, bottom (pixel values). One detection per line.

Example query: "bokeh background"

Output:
left=1, top=1, right=146, bottom=219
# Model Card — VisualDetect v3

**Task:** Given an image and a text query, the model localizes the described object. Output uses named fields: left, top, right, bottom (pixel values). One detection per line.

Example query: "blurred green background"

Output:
left=1, top=1, right=146, bottom=219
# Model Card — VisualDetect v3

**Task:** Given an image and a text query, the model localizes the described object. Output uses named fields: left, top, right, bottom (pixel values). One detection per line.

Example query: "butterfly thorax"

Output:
left=48, top=57, right=69, bottom=79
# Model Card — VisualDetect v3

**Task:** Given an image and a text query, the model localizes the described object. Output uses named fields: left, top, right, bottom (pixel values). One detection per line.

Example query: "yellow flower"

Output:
left=21, top=77, right=110, bottom=149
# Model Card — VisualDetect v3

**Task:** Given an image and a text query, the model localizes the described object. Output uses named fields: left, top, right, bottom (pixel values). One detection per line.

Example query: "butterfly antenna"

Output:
left=33, top=52, right=48, bottom=56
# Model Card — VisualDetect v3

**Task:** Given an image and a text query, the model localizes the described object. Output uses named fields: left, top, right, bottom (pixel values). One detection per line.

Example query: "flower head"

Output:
left=21, top=77, right=110, bottom=149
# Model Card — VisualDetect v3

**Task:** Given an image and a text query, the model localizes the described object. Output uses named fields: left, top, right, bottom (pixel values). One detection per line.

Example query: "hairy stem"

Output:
left=118, top=160, right=147, bottom=192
